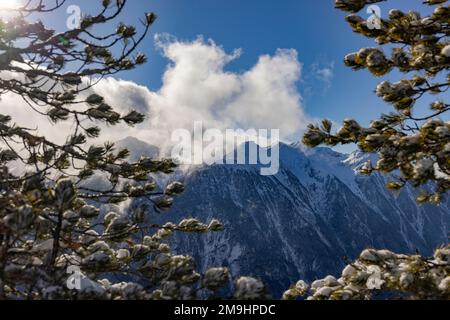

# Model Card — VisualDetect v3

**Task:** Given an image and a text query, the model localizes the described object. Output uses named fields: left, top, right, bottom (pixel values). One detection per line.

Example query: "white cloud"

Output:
left=311, top=61, right=335, bottom=92
left=315, top=66, right=334, bottom=82
left=0, top=36, right=312, bottom=155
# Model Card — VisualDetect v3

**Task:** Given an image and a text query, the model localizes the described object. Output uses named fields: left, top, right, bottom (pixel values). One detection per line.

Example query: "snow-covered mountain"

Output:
left=115, top=136, right=160, bottom=162
left=125, top=139, right=450, bottom=296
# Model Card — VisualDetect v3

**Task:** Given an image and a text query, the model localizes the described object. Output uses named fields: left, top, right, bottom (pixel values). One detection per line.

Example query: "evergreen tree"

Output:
left=0, top=0, right=267, bottom=300
left=293, top=0, right=450, bottom=300
left=283, top=246, right=449, bottom=300
left=303, top=0, right=450, bottom=204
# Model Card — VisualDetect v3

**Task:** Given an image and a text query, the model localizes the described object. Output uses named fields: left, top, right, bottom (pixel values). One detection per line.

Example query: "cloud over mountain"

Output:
left=0, top=36, right=311, bottom=153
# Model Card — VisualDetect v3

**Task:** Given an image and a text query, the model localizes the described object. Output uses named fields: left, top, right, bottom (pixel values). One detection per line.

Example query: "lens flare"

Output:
left=0, top=0, right=20, bottom=9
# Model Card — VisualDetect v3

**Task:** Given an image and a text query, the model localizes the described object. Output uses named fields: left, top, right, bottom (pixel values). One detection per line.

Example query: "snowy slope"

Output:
left=125, top=140, right=450, bottom=296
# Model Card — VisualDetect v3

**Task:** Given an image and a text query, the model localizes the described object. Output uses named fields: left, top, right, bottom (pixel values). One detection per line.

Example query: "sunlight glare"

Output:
left=0, top=0, right=20, bottom=10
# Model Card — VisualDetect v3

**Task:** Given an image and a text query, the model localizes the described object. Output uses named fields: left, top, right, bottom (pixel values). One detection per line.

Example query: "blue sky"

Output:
left=7, top=0, right=448, bottom=153
left=70, top=0, right=434, bottom=123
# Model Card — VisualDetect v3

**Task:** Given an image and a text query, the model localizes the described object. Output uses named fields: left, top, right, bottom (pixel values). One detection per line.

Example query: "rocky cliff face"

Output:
left=126, top=140, right=450, bottom=296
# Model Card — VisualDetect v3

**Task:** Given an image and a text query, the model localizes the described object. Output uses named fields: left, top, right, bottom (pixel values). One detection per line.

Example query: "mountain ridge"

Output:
left=122, top=138, right=450, bottom=296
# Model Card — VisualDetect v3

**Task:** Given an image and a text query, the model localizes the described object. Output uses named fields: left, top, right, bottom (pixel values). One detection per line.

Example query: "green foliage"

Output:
left=303, top=0, right=450, bottom=203
left=0, top=0, right=262, bottom=300
left=295, top=0, right=450, bottom=301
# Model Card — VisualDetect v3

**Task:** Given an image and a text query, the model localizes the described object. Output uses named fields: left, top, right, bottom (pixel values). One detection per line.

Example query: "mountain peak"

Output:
left=115, top=136, right=160, bottom=161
